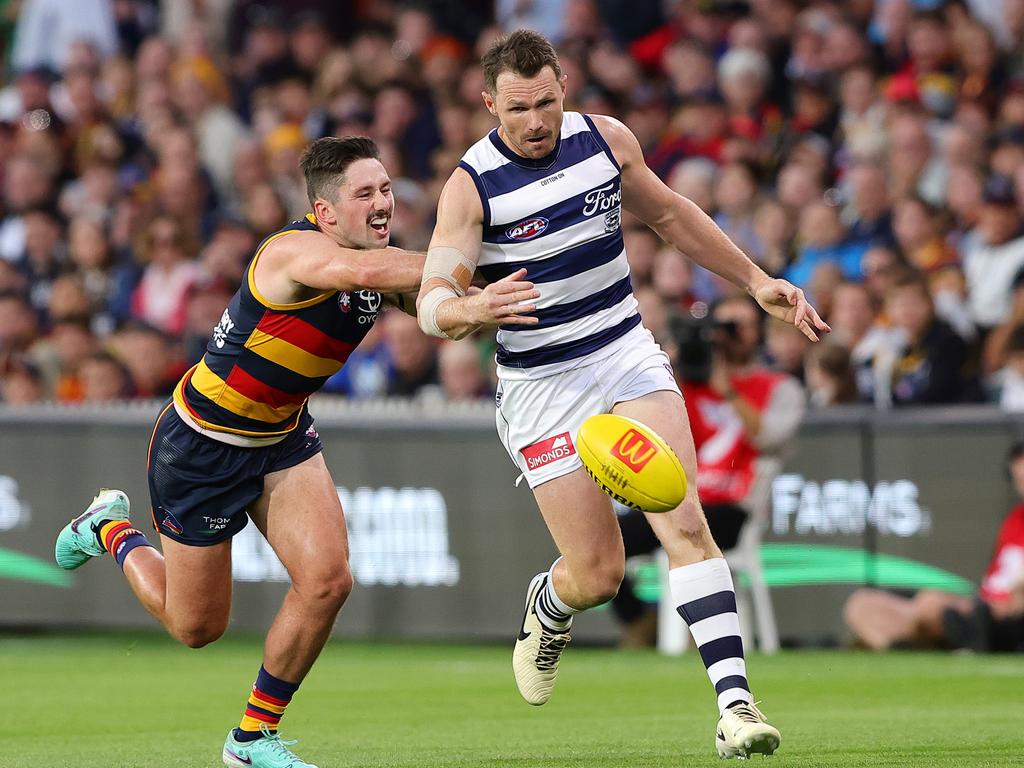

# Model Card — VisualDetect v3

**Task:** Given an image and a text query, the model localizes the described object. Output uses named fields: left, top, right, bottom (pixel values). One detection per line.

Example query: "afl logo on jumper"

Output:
left=506, top=217, right=549, bottom=241
left=338, top=292, right=352, bottom=312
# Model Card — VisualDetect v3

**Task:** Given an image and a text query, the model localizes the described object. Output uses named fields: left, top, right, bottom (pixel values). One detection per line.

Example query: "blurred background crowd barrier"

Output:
left=1, top=400, right=1018, bottom=647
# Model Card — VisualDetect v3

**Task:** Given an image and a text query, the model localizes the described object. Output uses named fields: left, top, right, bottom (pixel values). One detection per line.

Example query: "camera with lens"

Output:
left=668, top=312, right=739, bottom=383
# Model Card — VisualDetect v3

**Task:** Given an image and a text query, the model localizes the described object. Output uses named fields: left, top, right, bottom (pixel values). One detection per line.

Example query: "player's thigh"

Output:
left=611, top=389, right=716, bottom=556
left=533, top=468, right=625, bottom=576
left=498, top=366, right=623, bottom=573
left=248, top=452, right=351, bottom=597
left=161, top=533, right=233, bottom=636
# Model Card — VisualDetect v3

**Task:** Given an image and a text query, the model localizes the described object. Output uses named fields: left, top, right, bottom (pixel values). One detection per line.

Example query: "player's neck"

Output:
left=494, top=126, right=560, bottom=167
left=316, top=220, right=361, bottom=251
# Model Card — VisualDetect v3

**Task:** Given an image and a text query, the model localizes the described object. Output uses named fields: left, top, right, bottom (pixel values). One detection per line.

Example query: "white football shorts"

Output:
left=495, top=324, right=681, bottom=489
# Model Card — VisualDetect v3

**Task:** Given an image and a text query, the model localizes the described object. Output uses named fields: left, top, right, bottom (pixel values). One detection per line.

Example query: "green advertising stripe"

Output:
left=0, top=547, right=73, bottom=588
left=631, top=543, right=975, bottom=602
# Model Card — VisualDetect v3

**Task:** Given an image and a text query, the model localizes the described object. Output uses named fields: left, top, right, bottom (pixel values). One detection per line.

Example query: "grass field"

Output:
left=2, top=632, right=1022, bottom=767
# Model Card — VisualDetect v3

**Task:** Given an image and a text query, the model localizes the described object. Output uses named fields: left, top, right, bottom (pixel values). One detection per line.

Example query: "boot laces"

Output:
left=536, top=630, right=570, bottom=671
left=729, top=701, right=765, bottom=724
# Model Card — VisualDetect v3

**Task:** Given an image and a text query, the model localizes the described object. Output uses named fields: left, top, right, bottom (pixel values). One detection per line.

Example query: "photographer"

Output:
left=613, top=295, right=805, bottom=647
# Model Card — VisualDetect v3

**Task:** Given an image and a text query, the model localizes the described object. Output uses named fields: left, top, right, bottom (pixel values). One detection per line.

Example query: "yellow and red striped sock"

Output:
left=98, top=520, right=152, bottom=570
left=235, top=666, right=299, bottom=742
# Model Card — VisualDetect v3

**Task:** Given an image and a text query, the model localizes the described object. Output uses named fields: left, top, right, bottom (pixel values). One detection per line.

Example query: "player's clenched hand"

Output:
left=466, top=268, right=540, bottom=326
left=752, top=278, right=831, bottom=341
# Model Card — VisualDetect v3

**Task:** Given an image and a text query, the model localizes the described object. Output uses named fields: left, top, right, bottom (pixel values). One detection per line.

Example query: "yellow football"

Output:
left=577, top=414, right=687, bottom=513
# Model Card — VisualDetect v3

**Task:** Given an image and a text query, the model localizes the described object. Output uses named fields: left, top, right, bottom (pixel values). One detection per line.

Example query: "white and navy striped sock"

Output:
left=534, top=562, right=577, bottom=631
left=670, top=558, right=752, bottom=714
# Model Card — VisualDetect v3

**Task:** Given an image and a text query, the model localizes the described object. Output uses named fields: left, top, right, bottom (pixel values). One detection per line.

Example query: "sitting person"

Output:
left=844, top=441, right=1024, bottom=652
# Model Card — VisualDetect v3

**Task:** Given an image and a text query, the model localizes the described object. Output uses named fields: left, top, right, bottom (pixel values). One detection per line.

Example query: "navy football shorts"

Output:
left=146, top=402, right=324, bottom=546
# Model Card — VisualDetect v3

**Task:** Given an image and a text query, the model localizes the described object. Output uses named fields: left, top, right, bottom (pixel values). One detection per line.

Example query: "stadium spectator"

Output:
left=963, top=175, right=1024, bottom=335
left=438, top=340, right=491, bottom=402
left=1, top=0, right=1024, bottom=409
left=17, top=207, right=67, bottom=319
left=844, top=441, right=1024, bottom=652
left=30, top=316, right=97, bottom=402
left=381, top=309, right=439, bottom=397
left=886, top=272, right=975, bottom=406
left=130, top=215, right=201, bottom=337
left=713, top=160, right=762, bottom=262
left=862, top=243, right=910, bottom=307
left=751, top=198, right=794, bottom=276
left=611, top=295, right=805, bottom=647
left=785, top=200, right=866, bottom=289
left=804, top=341, right=858, bottom=408
left=78, top=349, right=130, bottom=402
left=891, top=195, right=960, bottom=278
left=765, top=316, right=810, bottom=382
left=844, top=161, right=894, bottom=249
left=0, top=355, right=44, bottom=404
left=829, top=280, right=898, bottom=404
left=0, top=292, right=38, bottom=370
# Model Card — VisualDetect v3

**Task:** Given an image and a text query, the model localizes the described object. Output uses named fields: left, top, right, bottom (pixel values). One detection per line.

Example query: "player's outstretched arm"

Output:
left=417, top=168, right=540, bottom=340
left=267, top=232, right=426, bottom=294
left=591, top=114, right=830, bottom=342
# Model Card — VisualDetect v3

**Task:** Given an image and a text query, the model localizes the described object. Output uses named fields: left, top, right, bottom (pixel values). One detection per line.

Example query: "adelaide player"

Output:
left=417, top=31, right=829, bottom=759
left=54, top=136, right=533, bottom=768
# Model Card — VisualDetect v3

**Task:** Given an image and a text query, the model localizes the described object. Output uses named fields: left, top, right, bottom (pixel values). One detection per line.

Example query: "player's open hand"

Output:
left=752, top=278, right=831, bottom=341
left=467, top=268, right=539, bottom=326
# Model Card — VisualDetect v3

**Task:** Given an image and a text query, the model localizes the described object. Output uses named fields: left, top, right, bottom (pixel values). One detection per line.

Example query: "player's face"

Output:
left=322, top=158, right=394, bottom=249
left=484, top=66, right=566, bottom=160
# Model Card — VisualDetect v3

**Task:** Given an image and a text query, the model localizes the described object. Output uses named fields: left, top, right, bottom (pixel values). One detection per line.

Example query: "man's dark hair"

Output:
left=887, top=270, right=932, bottom=303
left=299, top=136, right=380, bottom=206
left=481, top=29, right=562, bottom=95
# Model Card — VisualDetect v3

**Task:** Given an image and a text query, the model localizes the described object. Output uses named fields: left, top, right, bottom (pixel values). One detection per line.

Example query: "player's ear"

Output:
left=313, top=198, right=337, bottom=226
left=482, top=89, right=496, bottom=116
left=559, top=73, right=567, bottom=95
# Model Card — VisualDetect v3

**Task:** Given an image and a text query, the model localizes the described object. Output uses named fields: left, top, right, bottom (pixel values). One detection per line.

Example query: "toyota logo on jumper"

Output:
left=506, top=217, right=549, bottom=241
left=583, top=182, right=621, bottom=217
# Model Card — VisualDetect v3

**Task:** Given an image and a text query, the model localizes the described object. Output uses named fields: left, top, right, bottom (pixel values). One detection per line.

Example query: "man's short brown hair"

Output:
left=299, top=136, right=380, bottom=206
left=886, top=270, right=932, bottom=303
left=481, top=29, right=562, bottom=94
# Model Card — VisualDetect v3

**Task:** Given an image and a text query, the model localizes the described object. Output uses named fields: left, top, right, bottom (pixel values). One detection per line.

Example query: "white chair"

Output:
left=657, top=457, right=781, bottom=655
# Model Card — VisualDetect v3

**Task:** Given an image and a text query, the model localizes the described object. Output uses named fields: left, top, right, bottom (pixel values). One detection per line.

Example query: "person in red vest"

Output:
left=845, top=441, right=1024, bottom=652
left=612, top=294, right=805, bottom=646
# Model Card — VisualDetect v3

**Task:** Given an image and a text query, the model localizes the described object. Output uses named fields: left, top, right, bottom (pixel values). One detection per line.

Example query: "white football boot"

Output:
left=512, top=573, right=571, bottom=705
left=716, top=701, right=781, bottom=759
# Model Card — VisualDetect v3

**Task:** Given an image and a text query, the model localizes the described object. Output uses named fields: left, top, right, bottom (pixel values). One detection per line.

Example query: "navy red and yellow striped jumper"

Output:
left=173, top=214, right=382, bottom=443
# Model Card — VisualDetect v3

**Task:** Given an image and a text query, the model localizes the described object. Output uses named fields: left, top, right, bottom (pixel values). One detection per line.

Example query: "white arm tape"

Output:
left=423, top=246, right=476, bottom=296
left=418, top=285, right=458, bottom=339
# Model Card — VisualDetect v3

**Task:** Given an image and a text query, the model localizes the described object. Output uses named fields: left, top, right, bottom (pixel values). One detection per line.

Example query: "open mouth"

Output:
left=526, top=135, right=548, bottom=147
left=369, top=215, right=390, bottom=235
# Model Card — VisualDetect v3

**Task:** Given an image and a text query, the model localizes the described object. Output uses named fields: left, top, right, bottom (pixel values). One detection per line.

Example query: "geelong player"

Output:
left=417, top=31, right=829, bottom=759
left=54, top=136, right=527, bottom=768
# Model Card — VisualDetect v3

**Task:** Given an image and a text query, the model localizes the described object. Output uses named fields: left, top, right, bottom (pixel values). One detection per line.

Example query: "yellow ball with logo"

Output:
left=577, top=414, right=687, bottom=513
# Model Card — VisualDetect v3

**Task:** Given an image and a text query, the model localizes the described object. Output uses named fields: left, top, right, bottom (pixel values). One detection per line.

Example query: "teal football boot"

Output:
left=223, top=725, right=319, bottom=768
left=54, top=489, right=130, bottom=570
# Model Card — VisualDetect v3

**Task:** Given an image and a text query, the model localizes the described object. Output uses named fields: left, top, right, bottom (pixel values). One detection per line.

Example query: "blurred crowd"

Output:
left=4, top=0, right=1024, bottom=410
